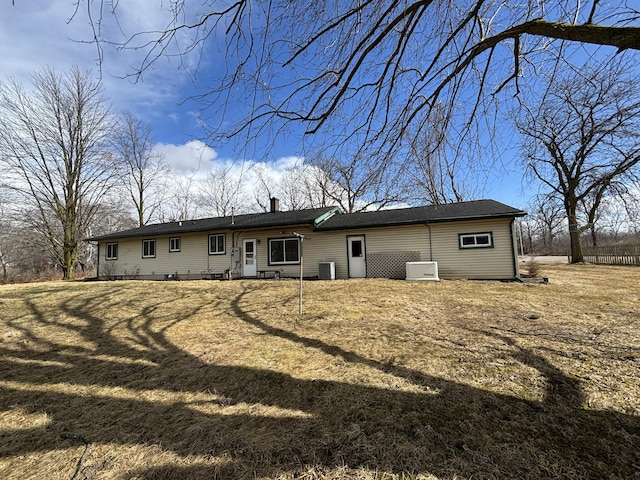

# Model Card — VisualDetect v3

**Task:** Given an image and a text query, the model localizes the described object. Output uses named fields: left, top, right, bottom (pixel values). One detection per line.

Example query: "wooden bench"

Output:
left=257, top=270, right=281, bottom=279
left=201, top=270, right=227, bottom=280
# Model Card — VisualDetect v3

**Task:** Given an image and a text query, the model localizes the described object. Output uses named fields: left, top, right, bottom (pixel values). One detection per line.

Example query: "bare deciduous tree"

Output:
left=249, top=161, right=336, bottom=211
left=113, top=110, right=169, bottom=226
left=592, top=197, right=631, bottom=243
left=198, top=163, right=250, bottom=217
left=401, top=109, right=483, bottom=205
left=0, top=193, right=14, bottom=282
left=310, top=154, right=408, bottom=212
left=517, top=61, right=640, bottom=262
left=158, top=176, right=200, bottom=222
left=291, top=164, right=339, bottom=210
left=527, top=193, right=566, bottom=254
left=1, top=214, right=53, bottom=280
left=0, top=67, right=117, bottom=279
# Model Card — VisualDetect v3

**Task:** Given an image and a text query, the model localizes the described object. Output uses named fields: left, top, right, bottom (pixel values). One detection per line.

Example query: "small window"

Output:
left=208, top=234, right=226, bottom=255
left=269, top=238, right=300, bottom=264
left=169, top=237, right=181, bottom=252
left=351, top=240, right=363, bottom=257
left=459, top=232, right=493, bottom=249
left=106, top=242, right=118, bottom=260
left=142, top=239, right=156, bottom=258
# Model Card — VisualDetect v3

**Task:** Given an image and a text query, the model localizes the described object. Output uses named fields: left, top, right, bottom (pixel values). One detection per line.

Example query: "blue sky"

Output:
left=1, top=2, right=266, bottom=163
left=0, top=1, right=537, bottom=210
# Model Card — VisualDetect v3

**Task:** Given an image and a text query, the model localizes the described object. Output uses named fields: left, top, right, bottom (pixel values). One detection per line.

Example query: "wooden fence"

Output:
left=581, top=244, right=640, bottom=266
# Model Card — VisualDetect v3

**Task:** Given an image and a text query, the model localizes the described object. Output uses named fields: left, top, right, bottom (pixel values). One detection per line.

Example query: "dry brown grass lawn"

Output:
left=0, top=263, right=639, bottom=479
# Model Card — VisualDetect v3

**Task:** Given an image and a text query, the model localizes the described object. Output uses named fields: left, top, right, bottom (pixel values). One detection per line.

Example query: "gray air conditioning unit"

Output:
left=318, top=261, right=336, bottom=280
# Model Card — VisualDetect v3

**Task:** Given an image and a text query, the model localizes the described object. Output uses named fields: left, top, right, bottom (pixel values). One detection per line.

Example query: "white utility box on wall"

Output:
left=405, top=261, right=439, bottom=281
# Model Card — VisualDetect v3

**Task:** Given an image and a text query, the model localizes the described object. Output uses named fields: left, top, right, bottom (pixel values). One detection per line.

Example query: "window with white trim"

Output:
left=169, top=237, right=181, bottom=252
left=106, top=242, right=118, bottom=260
left=269, top=238, right=300, bottom=264
left=459, top=232, right=493, bottom=249
left=208, top=234, right=225, bottom=255
left=142, top=239, right=156, bottom=258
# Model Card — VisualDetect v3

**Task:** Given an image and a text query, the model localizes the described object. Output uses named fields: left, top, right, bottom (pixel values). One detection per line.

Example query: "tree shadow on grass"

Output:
left=0, top=283, right=638, bottom=479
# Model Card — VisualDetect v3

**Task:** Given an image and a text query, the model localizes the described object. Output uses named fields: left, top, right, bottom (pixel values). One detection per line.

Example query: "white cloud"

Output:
left=152, top=143, right=305, bottom=192
left=270, top=156, right=304, bottom=172
left=153, top=140, right=218, bottom=174
left=249, top=155, right=303, bottom=177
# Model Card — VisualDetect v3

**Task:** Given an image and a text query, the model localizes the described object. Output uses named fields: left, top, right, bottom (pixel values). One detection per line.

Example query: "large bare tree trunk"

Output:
left=566, top=207, right=584, bottom=263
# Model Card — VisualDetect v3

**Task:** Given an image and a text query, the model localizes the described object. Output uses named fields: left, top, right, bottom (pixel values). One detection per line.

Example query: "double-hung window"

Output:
left=458, top=232, right=493, bottom=249
left=208, top=234, right=225, bottom=255
left=106, top=242, right=118, bottom=260
left=269, top=238, right=300, bottom=264
left=142, top=239, right=156, bottom=258
left=169, top=237, right=181, bottom=252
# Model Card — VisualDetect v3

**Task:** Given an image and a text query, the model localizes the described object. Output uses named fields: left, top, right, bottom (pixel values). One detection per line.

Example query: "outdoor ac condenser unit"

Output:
left=406, top=261, right=439, bottom=281
left=318, top=261, right=335, bottom=280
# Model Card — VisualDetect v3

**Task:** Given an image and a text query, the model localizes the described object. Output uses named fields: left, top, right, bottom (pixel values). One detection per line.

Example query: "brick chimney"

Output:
left=270, top=197, right=280, bottom=212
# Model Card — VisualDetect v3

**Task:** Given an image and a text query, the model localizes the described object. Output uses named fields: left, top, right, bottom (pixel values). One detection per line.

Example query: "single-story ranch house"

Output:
left=87, top=199, right=527, bottom=281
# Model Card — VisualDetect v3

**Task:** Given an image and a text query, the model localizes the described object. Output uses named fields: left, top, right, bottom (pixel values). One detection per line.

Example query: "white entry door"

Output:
left=243, top=239, right=257, bottom=277
left=348, top=235, right=366, bottom=278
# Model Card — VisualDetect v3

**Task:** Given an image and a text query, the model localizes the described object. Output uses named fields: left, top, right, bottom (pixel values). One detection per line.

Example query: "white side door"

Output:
left=347, top=235, right=366, bottom=278
left=243, top=239, right=257, bottom=277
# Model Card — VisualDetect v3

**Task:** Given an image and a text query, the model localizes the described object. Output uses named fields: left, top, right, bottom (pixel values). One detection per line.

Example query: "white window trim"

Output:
left=142, top=239, right=156, bottom=258
left=106, top=242, right=118, bottom=260
left=459, top=232, right=493, bottom=249
left=208, top=233, right=226, bottom=255
left=169, top=237, right=181, bottom=252
left=268, top=238, right=300, bottom=265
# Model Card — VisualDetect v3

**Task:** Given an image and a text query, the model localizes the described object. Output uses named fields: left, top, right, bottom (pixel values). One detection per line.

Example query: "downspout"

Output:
left=96, top=242, right=100, bottom=279
left=424, top=223, right=433, bottom=261
left=510, top=218, right=525, bottom=282
left=207, top=232, right=211, bottom=272
left=231, top=231, right=239, bottom=276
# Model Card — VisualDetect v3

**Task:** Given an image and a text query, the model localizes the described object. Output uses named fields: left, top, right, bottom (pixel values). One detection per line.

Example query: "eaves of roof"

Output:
left=87, top=200, right=526, bottom=242
left=87, top=206, right=341, bottom=241
left=314, top=200, right=527, bottom=231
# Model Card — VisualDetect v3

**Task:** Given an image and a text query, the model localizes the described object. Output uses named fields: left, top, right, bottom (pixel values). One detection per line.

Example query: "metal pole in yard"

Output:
left=299, top=240, right=303, bottom=318
left=293, top=232, right=304, bottom=318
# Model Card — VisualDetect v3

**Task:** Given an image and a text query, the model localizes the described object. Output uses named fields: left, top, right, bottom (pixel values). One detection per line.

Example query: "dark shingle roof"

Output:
left=87, top=200, right=525, bottom=241
left=316, top=199, right=526, bottom=230
left=88, top=206, right=339, bottom=241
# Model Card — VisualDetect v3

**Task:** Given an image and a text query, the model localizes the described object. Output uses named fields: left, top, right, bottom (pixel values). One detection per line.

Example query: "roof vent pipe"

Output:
left=270, top=197, right=280, bottom=213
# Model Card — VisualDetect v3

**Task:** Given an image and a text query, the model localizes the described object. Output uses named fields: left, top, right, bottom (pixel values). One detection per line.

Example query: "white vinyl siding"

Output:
left=99, top=232, right=232, bottom=279
left=306, top=226, right=429, bottom=279
left=431, top=219, right=516, bottom=279
left=237, top=229, right=310, bottom=277
left=308, top=220, right=516, bottom=280
left=97, top=218, right=518, bottom=280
